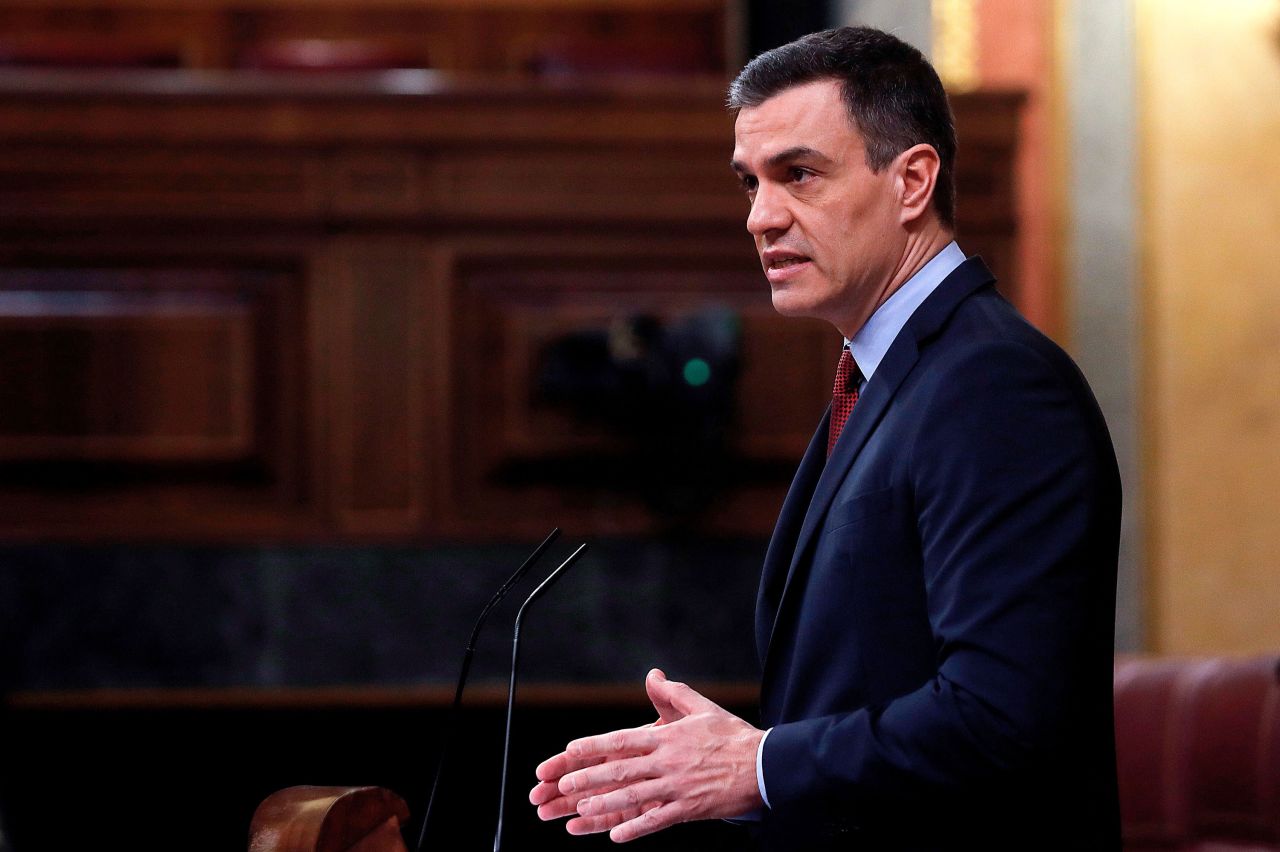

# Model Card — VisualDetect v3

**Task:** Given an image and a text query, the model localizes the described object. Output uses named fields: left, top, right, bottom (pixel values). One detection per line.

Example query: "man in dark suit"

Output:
left=530, top=27, right=1121, bottom=850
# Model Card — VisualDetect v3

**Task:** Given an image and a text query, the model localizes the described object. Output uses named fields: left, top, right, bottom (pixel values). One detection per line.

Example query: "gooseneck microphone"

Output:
left=415, top=527, right=561, bottom=852
left=493, top=542, right=590, bottom=852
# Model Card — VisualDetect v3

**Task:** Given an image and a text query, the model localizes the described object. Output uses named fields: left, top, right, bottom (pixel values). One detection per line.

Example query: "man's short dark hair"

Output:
left=727, top=26, right=958, bottom=228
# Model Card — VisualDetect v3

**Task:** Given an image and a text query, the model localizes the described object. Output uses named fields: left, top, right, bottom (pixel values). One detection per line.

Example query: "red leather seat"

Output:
left=1115, top=654, right=1280, bottom=850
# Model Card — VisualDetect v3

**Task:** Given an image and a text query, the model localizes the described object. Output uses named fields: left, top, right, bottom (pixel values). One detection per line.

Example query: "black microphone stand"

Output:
left=492, top=542, right=590, bottom=852
left=415, top=527, right=561, bottom=852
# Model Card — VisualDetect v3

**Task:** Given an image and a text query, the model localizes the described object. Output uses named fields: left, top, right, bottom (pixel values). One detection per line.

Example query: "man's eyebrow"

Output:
left=766, top=146, right=830, bottom=168
left=730, top=146, right=832, bottom=174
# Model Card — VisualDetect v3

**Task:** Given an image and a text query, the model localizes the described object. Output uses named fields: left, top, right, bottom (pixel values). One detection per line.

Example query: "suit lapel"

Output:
left=755, top=407, right=830, bottom=662
left=760, top=257, right=997, bottom=670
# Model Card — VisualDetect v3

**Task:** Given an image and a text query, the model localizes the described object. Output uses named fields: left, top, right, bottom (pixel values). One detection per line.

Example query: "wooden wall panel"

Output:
left=432, top=148, right=742, bottom=222
left=329, top=151, right=423, bottom=218
left=0, top=75, right=1021, bottom=541
left=734, top=312, right=837, bottom=457
left=0, top=146, right=324, bottom=219
left=321, top=240, right=430, bottom=535
left=438, top=243, right=832, bottom=538
left=951, top=91, right=1021, bottom=304
left=0, top=263, right=312, bottom=538
left=0, top=288, right=255, bottom=462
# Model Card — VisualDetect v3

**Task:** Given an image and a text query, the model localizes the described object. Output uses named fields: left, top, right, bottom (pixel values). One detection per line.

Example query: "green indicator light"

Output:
left=683, top=358, right=711, bottom=387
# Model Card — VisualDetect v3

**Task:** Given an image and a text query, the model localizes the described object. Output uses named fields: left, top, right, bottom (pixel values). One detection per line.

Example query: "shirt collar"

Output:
left=846, top=240, right=966, bottom=382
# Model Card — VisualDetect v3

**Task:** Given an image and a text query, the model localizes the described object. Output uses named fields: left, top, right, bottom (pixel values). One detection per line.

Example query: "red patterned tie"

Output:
left=827, top=347, right=861, bottom=458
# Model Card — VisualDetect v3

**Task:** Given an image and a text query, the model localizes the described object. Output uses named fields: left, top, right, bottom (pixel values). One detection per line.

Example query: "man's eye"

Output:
left=788, top=167, right=813, bottom=183
left=739, top=175, right=758, bottom=193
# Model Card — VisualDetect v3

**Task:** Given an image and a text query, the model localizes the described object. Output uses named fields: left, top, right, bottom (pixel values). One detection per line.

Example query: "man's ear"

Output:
left=895, top=143, right=941, bottom=225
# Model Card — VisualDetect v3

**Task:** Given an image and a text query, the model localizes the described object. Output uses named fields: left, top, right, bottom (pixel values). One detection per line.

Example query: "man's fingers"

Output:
left=558, top=755, right=651, bottom=796
left=563, top=726, right=658, bottom=763
left=564, top=801, right=661, bottom=836
left=575, top=778, right=669, bottom=820
left=529, top=780, right=553, bottom=806
left=535, top=752, right=605, bottom=783
left=534, top=794, right=580, bottom=821
left=536, top=735, right=638, bottom=787
left=535, top=778, right=630, bottom=822
left=529, top=779, right=563, bottom=807
left=609, top=800, right=688, bottom=844
left=565, top=812, right=622, bottom=836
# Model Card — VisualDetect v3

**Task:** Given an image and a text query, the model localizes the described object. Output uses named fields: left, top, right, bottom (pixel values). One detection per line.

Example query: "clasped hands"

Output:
left=529, top=668, right=765, bottom=843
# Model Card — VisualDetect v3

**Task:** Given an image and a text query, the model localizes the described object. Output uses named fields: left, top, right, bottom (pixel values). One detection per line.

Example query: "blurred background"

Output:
left=0, top=0, right=1276, bottom=849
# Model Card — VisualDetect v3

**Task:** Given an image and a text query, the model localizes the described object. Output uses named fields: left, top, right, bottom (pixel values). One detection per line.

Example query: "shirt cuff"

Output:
left=757, top=726, right=772, bottom=809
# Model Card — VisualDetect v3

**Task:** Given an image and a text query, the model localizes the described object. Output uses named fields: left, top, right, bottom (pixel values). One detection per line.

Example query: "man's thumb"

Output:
left=647, top=668, right=685, bottom=724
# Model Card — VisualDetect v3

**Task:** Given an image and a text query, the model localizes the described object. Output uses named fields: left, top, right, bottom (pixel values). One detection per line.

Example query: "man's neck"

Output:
left=845, top=239, right=966, bottom=382
left=892, top=227, right=955, bottom=294
left=838, top=225, right=955, bottom=340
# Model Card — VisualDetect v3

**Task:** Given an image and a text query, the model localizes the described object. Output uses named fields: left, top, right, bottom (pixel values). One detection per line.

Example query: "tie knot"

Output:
left=834, top=347, right=861, bottom=395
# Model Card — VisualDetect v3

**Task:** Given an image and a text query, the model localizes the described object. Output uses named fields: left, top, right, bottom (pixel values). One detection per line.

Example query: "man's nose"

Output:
left=746, top=183, right=790, bottom=237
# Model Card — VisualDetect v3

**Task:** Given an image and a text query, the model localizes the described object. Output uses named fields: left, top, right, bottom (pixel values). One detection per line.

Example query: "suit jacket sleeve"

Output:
left=761, top=337, right=1119, bottom=816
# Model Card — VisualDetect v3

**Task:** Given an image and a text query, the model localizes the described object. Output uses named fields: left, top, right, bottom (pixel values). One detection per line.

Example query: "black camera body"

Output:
left=535, top=307, right=741, bottom=521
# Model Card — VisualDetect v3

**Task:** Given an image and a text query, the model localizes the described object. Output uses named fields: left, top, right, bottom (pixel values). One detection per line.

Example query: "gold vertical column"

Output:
left=933, top=0, right=980, bottom=91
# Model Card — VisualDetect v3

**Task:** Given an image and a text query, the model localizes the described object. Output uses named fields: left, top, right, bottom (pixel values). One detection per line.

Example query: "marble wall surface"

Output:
left=0, top=538, right=765, bottom=693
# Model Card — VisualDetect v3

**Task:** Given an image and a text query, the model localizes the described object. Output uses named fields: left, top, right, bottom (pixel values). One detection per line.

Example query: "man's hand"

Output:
left=528, top=668, right=765, bottom=843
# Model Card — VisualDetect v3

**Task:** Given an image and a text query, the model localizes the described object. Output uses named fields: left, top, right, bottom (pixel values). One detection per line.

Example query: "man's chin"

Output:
left=769, top=290, right=821, bottom=321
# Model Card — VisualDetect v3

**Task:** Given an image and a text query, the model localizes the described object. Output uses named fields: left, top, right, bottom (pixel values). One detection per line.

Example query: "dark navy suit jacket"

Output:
left=754, top=257, right=1122, bottom=850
